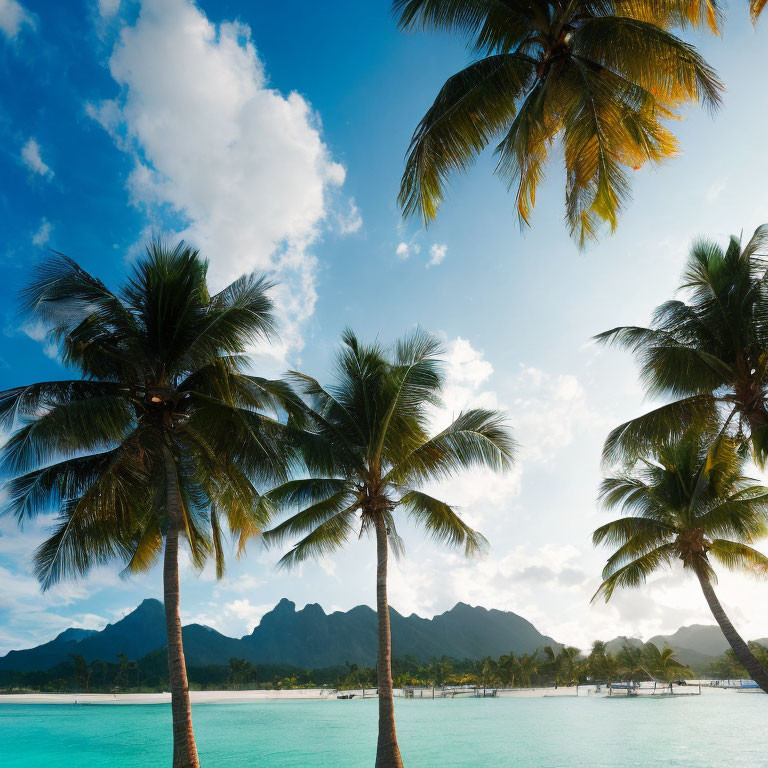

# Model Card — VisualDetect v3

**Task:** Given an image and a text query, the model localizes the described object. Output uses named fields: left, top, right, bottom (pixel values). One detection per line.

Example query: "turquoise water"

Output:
left=1, top=695, right=764, bottom=767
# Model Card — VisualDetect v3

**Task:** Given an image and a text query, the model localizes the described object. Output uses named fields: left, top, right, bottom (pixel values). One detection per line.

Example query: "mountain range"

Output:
left=0, top=598, right=561, bottom=672
left=3, top=597, right=763, bottom=675
left=606, top=625, right=768, bottom=671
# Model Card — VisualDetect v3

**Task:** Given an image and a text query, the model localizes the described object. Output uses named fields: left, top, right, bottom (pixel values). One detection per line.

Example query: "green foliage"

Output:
left=596, top=225, right=768, bottom=466
left=264, top=328, right=515, bottom=567
left=1, top=242, right=293, bottom=587
left=593, top=431, right=768, bottom=601
left=394, top=0, right=722, bottom=245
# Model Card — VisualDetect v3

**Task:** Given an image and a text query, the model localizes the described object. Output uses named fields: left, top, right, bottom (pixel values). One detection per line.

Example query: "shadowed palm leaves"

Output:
left=1, top=243, right=293, bottom=767
left=264, top=329, right=515, bottom=768
left=592, top=431, right=768, bottom=692
left=394, top=0, right=723, bottom=246
left=596, top=225, right=768, bottom=465
left=641, top=643, right=691, bottom=683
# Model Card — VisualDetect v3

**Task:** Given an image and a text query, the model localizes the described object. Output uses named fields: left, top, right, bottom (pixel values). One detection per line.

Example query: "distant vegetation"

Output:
left=8, top=639, right=761, bottom=695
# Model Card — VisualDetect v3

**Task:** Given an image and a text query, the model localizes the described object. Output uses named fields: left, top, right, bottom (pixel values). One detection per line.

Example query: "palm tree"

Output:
left=264, top=328, right=515, bottom=768
left=641, top=643, right=692, bottom=685
left=0, top=243, right=291, bottom=767
left=592, top=431, right=768, bottom=693
left=616, top=642, right=643, bottom=683
left=751, top=0, right=766, bottom=21
left=595, top=225, right=768, bottom=465
left=517, top=652, right=538, bottom=687
left=393, top=0, right=722, bottom=246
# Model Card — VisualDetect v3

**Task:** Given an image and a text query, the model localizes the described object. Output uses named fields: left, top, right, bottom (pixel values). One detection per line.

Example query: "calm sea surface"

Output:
left=1, top=694, right=764, bottom=767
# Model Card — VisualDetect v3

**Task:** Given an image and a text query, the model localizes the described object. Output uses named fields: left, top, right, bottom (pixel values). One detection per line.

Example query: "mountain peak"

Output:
left=53, top=628, right=96, bottom=644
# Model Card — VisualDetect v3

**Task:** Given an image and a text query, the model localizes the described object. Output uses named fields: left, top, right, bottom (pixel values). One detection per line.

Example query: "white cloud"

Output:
left=21, top=319, right=58, bottom=359
left=21, top=138, right=53, bottom=178
left=97, top=0, right=121, bottom=18
left=427, top=243, right=447, bottom=267
left=509, top=365, right=605, bottom=463
left=0, top=0, right=34, bottom=39
left=705, top=179, right=727, bottom=203
left=335, top=198, right=362, bottom=235
left=421, top=337, right=521, bottom=526
left=89, top=0, right=350, bottom=364
left=31, top=218, right=52, bottom=247
left=395, top=241, right=420, bottom=260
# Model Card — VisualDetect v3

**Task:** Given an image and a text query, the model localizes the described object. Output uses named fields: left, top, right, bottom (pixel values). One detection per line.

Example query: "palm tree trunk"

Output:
left=163, top=447, right=200, bottom=767
left=695, top=566, right=768, bottom=693
left=374, top=516, right=404, bottom=768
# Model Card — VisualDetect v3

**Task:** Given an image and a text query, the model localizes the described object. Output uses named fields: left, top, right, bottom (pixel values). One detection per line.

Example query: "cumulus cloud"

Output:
left=21, top=138, right=53, bottom=178
left=395, top=241, right=419, bottom=260
left=31, top=217, right=51, bottom=247
left=509, top=365, right=604, bottom=463
left=418, top=337, right=521, bottom=527
left=427, top=243, right=447, bottom=267
left=0, top=0, right=34, bottom=39
left=88, top=0, right=350, bottom=364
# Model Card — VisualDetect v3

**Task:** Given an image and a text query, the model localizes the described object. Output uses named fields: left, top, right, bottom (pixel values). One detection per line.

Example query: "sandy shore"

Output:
left=0, top=682, right=737, bottom=705
left=0, top=688, right=341, bottom=704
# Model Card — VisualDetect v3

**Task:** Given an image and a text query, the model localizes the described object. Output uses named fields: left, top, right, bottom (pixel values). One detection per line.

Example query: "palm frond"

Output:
left=399, top=52, right=534, bottom=223
left=602, top=395, right=718, bottom=465
left=592, top=543, right=676, bottom=601
left=275, top=506, right=359, bottom=570
left=400, top=489, right=487, bottom=555
left=708, top=539, right=768, bottom=575
left=388, top=408, right=516, bottom=484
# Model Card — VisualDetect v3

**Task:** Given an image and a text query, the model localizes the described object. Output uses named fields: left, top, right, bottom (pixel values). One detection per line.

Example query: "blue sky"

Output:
left=2, top=0, right=768, bottom=654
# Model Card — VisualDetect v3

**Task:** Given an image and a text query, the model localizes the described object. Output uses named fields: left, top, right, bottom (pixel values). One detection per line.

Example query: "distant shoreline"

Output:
left=0, top=683, right=740, bottom=705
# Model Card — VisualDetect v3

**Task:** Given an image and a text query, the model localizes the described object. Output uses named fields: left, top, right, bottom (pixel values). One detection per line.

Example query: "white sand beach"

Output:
left=0, top=683, right=741, bottom=705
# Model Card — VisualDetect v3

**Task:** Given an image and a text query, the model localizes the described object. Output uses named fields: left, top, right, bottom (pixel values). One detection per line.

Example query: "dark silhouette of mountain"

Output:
left=0, top=598, right=560, bottom=672
left=647, top=625, right=730, bottom=658
left=605, top=636, right=644, bottom=655
left=605, top=625, right=753, bottom=673
left=0, top=599, right=170, bottom=672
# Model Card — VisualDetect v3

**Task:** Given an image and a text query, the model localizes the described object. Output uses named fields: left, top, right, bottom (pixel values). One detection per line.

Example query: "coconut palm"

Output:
left=592, top=431, right=768, bottom=692
left=751, top=0, right=766, bottom=21
left=595, top=225, right=768, bottom=465
left=641, top=643, right=692, bottom=684
left=0, top=243, right=291, bottom=767
left=394, top=0, right=722, bottom=246
left=264, top=328, right=515, bottom=768
left=517, top=652, right=538, bottom=687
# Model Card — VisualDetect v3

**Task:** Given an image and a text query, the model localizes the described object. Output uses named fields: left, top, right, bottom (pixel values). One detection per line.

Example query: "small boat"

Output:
left=337, top=693, right=356, bottom=699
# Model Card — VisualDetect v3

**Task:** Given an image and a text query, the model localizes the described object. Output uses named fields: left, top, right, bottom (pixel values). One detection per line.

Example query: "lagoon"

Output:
left=1, top=693, right=764, bottom=767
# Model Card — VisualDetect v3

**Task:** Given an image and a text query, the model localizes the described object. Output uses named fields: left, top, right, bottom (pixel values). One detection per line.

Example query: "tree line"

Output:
left=8, top=639, right=766, bottom=695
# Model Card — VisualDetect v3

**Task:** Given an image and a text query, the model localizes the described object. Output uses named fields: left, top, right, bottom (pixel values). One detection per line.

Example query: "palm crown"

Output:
left=593, top=432, right=768, bottom=601
left=596, top=225, right=768, bottom=465
left=265, top=328, right=516, bottom=563
left=395, top=0, right=722, bottom=245
left=1, top=243, right=290, bottom=586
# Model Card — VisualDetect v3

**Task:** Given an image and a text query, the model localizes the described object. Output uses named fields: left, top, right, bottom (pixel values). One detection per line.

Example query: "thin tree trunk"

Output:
left=163, top=447, right=200, bottom=767
left=695, top=566, right=768, bottom=693
left=374, top=517, right=404, bottom=768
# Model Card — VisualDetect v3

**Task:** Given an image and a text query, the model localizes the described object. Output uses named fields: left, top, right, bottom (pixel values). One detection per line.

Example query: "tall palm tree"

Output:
left=393, top=0, right=722, bottom=246
left=596, top=225, right=768, bottom=465
left=592, top=431, right=768, bottom=693
left=264, top=329, right=515, bottom=768
left=0, top=243, right=291, bottom=767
